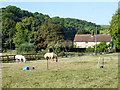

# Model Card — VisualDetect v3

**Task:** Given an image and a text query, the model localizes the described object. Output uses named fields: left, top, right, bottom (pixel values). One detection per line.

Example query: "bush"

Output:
left=97, top=42, right=108, bottom=53
left=86, top=46, right=94, bottom=53
left=17, top=43, right=36, bottom=54
left=58, top=51, right=65, bottom=57
left=78, top=53, right=81, bottom=56
left=38, top=49, right=48, bottom=55
left=55, top=48, right=61, bottom=54
left=93, top=41, right=111, bottom=53
left=109, top=48, right=116, bottom=53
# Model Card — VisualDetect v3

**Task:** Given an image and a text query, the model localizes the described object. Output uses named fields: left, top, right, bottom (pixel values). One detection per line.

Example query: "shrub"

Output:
left=109, top=48, right=116, bottom=53
left=17, top=43, right=36, bottom=54
left=93, top=41, right=110, bottom=53
left=38, top=49, right=48, bottom=55
left=58, top=51, right=65, bottom=57
left=86, top=46, right=94, bottom=53
left=55, top=48, right=61, bottom=54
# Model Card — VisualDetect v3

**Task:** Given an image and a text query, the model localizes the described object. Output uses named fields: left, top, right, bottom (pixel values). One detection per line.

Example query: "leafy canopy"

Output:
left=109, top=9, right=120, bottom=50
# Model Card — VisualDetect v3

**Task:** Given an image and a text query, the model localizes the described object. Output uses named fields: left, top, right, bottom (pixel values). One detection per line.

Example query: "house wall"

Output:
left=74, top=42, right=110, bottom=48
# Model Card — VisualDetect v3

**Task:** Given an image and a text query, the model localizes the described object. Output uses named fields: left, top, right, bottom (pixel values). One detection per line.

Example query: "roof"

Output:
left=74, top=34, right=112, bottom=42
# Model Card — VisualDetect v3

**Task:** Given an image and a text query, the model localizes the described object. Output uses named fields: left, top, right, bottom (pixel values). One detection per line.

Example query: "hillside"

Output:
left=2, top=5, right=104, bottom=51
left=100, top=25, right=109, bottom=34
left=100, top=25, right=109, bottom=29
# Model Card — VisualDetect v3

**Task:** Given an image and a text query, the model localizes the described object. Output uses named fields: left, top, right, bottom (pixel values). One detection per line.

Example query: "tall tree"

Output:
left=34, top=21, right=65, bottom=50
left=109, top=9, right=120, bottom=51
left=13, top=17, right=40, bottom=48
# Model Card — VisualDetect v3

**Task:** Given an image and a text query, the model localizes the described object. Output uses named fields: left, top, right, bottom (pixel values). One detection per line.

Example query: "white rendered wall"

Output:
left=74, top=42, right=110, bottom=48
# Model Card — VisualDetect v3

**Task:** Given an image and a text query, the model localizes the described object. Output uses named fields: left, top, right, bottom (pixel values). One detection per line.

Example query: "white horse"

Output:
left=44, top=53, right=58, bottom=62
left=15, top=55, right=26, bottom=63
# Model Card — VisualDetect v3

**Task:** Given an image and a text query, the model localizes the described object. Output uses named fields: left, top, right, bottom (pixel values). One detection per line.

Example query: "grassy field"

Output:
left=1, top=53, right=118, bottom=88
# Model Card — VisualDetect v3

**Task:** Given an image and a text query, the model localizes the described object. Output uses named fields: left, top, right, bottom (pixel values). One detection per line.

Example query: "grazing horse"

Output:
left=15, top=55, right=26, bottom=63
left=44, top=53, right=58, bottom=62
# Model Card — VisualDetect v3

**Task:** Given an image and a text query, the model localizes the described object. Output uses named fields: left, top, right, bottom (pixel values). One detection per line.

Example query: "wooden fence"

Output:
left=0, top=54, right=44, bottom=62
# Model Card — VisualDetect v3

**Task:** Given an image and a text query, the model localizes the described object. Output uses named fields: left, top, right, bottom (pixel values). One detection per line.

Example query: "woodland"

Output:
left=1, top=5, right=119, bottom=52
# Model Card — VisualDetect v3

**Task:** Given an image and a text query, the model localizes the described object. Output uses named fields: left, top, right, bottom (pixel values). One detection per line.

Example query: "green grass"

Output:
left=2, top=53, right=118, bottom=88
left=71, top=61, right=89, bottom=64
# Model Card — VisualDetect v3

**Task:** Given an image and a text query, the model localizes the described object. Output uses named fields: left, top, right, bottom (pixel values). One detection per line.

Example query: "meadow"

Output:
left=1, top=53, right=118, bottom=88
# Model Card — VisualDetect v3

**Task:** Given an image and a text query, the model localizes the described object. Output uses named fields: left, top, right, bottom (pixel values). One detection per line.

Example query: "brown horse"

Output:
left=44, top=53, right=58, bottom=62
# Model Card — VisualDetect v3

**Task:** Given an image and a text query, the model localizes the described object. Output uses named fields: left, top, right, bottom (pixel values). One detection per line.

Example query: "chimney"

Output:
left=91, top=30, right=94, bottom=37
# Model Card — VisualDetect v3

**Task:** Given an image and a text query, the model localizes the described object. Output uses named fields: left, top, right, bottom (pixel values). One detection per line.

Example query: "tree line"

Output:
left=2, top=5, right=104, bottom=52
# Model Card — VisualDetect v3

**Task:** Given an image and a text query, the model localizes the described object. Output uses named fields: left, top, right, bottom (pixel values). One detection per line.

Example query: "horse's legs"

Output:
left=24, top=59, right=26, bottom=63
left=24, top=60, right=26, bottom=63
left=20, top=59, right=22, bottom=63
left=51, top=57, right=53, bottom=61
left=16, top=59, right=18, bottom=63
left=56, top=57, right=58, bottom=62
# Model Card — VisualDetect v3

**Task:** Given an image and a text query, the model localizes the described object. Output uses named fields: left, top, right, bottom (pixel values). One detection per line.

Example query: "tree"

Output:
left=109, top=9, right=120, bottom=51
left=77, top=28, right=90, bottom=34
left=61, top=40, right=73, bottom=52
left=2, top=17, right=16, bottom=50
left=13, top=17, right=40, bottom=48
left=2, top=5, right=103, bottom=52
left=54, top=41, right=62, bottom=54
left=34, top=21, right=65, bottom=50
left=47, top=41, right=56, bottom=52
left=94, top=41, right=109, bottom=53
left=2, top=6, right=35, bottom=50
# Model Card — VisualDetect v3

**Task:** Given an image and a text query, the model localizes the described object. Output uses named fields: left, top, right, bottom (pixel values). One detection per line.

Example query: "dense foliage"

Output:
left=2, top=5, right=103, bottom=52
left=17, top=43, right=36, bottom=54
left=34, top=21, right=64, bottom=50
left=109, top=9, right=120, bottom=51
left=86, top=42, right=111, bottom=53
left=96, top=42, right=110, bottom=53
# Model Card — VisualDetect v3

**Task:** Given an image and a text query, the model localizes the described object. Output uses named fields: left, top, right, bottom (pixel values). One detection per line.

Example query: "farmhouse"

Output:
left=74, top=34, right=112, bottom=48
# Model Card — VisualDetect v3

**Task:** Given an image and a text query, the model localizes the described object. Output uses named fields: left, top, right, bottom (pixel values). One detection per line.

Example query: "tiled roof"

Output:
left=74, top=34, right=112, bottom=42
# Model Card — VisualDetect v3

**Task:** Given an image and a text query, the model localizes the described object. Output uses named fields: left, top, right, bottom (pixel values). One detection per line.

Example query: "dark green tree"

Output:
left=1, top=5, right=103, bottom=52
left=13, top=17, right=40, bottom=48
left=109, top=9, right=120, bottom=51
left=34, top=21, right=65, bottom=50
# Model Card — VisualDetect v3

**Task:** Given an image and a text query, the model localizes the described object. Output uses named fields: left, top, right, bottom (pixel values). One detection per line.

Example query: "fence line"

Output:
left=0, top=54, right=44, bottom=62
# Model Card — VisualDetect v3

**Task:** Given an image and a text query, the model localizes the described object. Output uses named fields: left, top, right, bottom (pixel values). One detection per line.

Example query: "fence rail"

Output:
left=0, top=54, right=44, bottom=62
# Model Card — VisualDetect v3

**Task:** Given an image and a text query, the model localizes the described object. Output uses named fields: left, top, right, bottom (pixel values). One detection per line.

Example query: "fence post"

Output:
left=102, top=57, right=104, bottom=66
left=14, top=55, right=15, bottom=61
left=7, top=55, right=9, bottom=62
left=2, top=56, right=4, bottom=61
left=30, top=55, right=31, bottom=59
left=97, top=56, right=101, bottom=68
left=47, top=59, right=48, bottom=70
left=32, top=54, right=33, bottom=59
